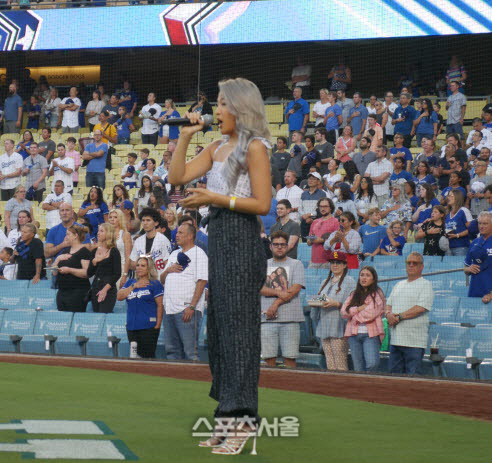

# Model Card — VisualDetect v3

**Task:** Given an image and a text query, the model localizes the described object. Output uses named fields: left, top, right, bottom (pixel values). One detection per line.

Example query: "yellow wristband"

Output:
left=229, top=196, right=237, bottom=211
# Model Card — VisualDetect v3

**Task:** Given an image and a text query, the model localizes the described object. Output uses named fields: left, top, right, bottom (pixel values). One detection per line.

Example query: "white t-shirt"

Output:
left=291, top=64, right=311, bottom=87
left=130, top=232, right=171, bottom=277
left=466, top=128, right=492, bottom=148
left=383, top=102, right=399, bottom=135
left=140, top=103, right=162, bottom=134
left=365, top=158, right=393, bottom=197
left=313, top=101, right=331, bottom=126
left=276, top=185, right=304, bottom=223
left=61, top=97, right=81, bottom=128
left=121, top=164, right=138, bottom=186
left=51, top=156, right=75, bottom=192
left=164, top=246, right=208, bottom=314
left=42, top=192, right=72, bottom=229
left=323, top=172, right=342, bottom=189
left=0, top=152, right=23, bottom=190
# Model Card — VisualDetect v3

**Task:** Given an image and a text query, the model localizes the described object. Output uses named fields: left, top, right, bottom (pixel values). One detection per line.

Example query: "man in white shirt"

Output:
left=129, top=208, right=171, bottom=285
left=291, top=57, right=312, bottom=99
left=276, top=170, right=304, bottom=223
left=49, top=143, right=75, bottom=194
left=161, top=223, right=208, bottom=361
left=383, top=91, right=399, bottom=143
left=364, top=145, right=393, bottom=207
left=466, top=118, right=492, bottom=149
left=0, top=139, right=23, bottom=200
left=139, top=92, right=162, bottom=146
left=42, top=180, right=72, bottom=234
left=58, top=87, right=81, bottom=133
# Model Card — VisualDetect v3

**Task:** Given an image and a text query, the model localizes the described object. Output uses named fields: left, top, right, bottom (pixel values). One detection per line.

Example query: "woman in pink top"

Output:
left=307, top=197, right=340, bottom=267
left=334, top=125, right=355, bottom=163
left=65, top=137, right=81, bottom=187
left=340, top=266, right=385, bottom=372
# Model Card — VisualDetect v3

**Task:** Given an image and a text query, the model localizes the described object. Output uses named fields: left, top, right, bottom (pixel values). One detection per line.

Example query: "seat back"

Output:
left=470, top=325, right=492, bottom=358
left=430, top=296, right=460, bottom=324
left=26, top=289, right=58, bottom=311
left=33, top=311, right=73, bottom=336
left=70, top=313, right=106, bottom=337
left=428, top=323, right=470, bottom=356
left=457, top=299, right=492, bottom=325
left=102, top=314, right=128, bottom=339
left=0, top=309, right=37, bottom=335
left=0, top=282, right=29, bottom=309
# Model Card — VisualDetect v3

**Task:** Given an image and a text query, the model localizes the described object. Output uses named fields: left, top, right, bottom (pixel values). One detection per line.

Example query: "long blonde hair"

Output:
left=98, top=223, right=116, bottom=249
left=108, top=208, right=126, bottom=231
left=218, top=78, right=271, bottom=194
left=136, top=256, right=158, bottom=281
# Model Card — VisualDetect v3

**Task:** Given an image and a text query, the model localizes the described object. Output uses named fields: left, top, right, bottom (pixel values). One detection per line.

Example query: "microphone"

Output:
left=164, top=114, right=214, bottom=128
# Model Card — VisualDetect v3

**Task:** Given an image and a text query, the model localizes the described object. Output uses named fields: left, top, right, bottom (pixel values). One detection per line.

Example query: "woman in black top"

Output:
left=188, top=91, right=213, bottom=117
left=55, top=225, right=92, bottom=312
left=87, top=223, right=121, bottom=313
left=415, top=205, right=446, bottom=256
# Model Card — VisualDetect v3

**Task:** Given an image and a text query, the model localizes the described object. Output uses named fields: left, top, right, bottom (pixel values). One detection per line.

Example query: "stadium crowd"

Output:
left=0, top=70, right=491, bottom=374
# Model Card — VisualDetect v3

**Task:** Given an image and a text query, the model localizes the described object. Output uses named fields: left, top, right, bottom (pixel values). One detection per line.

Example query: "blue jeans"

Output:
left=118, top=136, right=130, bottom=145
left=86, top=172, right=105, bottom=189
left=389, top=345, right=425, bottom=375
left=348, top=333, right=381, bottom=372
left=164, top=311, right=202, bottom=361
left=446, top=122, right=465, bottom=140
left=447, top=246, right=468, bottom=256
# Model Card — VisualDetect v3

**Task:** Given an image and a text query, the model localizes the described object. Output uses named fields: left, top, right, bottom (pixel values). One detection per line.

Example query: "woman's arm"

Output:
left=350, top=175, right=361, bottom=194
left=117, top=283, right=134, bottom=301
left=155, top=295, right=164, bottom=329
left=60, top=259, right=89, bottom=279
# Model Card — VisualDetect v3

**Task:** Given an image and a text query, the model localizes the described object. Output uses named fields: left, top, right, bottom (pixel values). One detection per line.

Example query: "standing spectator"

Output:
left=270, top=199, right=301, bottom=259
left=286, top=131, right=306, bottom=180
left=334, top=126, right=356, bottom=163
left=161, top=223, right=208, bottom=361
left=102, top=94, right=120, bottom=124
left=5, top=185, right=33, bottom=235
left=133, top=175, right=153, bottom=215
left=364, top=145, right=393, bottom=207
left=42, top=87, right=61, bottom=129
left=434, top=102, right=445, bottom=136
left=343, top=160, right=361, bottom=194
left=355, top=177, right=378, bottom=224
left=348, top=92, right=368, bottom=143
left=380, top=184, right=412, bottom=238
left=440, top=172, right=466, bottom=203
left=14, top=223, right=45, bottom=284
left=82, top=130, right=108, bottom=189
left=412, top=183, right=440, bottom=229
left=0, top=139, right=23, bottom=201
left=42, top=180, right=72, bottom=234
left=379, top=220, right=406, bottom=255
left=188, top=91, right=213, bottom=117
left=108, top=208, right=132, bottom=289
left=333, top=182, right=358, bottom=218
left=87, top=223, right=121, bottom=313
left=38, top=127, right=56, bottom=162
left=323, top=92, right=342, bottom=145
left=65, top=137, right=81, bottom=188
left=299, top=172, right=326, bottom=238
left=328, top=59, right=352, bottom=92
left=22, top=142, right=48, bottom=203
left=285, top=87, right=309, bottom=138
left=3, top=83, right=22, bottom=134
left=341, top=266, right=385, bottom=372
left=86, top=90, right=104, bottom=131
left=45, top=203, right=78, bottom=260
left=260, top=230, right=304, bottom=368
left=139, top=92, right=162, bottom=145
left=413, top=98, right=438, bottom=147
left=445, top=55, right=466, bottom=94
left=25, top=96, right=40, bottom=130
left=53, top=225, right=91, bottom=313
left=59, top=87, right=81, bottom=133
left=290, top=56, right=311, bottom=98
left=392, top=92, right=417, bottom=148
left=276, top=170, right=303, bottom=223
left=385, top=252, right=434, bottom=375
left=158, top=99, right=180, bottom=144
left=405, top=180, right=419, bottom=211
left=78, top=186, right=108, bottom=240
left=446, top=81, right=466, bottom=141
left=363, top=114, right=383, bottom=152
left=414, top=161, right=437, bottom=194
left=374, top=100, right=388, bottom=132
left=97, top=83, right=110, bottom=105
left=109, top=185, right=130, bottom=210
left=50, top=143, right=75, bottom=194
left=115, top=106, right=135, bottom=145
left=324, top=211, right=361, bottom=269
left=445, top=189, right=472, bottom=256
left=383, top=91, right=398, bottom=144
left=468, top=160, right=492, bottom=216
left=464, top=211, right=492, bottom=301
left=312, top=89, right=331, bottom=128
left=336, top=89, right=354, bottom=134
left=414, top=139, right=438, bottom=169
left=94, top=111, right=118, bottom=145
left=323, top=158, right=342, bottom=193
left=271, top=136, right=290, bottom=184
left=118, top=256, right=163, bottom=358
left=352, top=136, right=376, bottom=176
left=118, top=80, right=137, bottom=118
left=314, top=128, right=334, bottom=176
left=6, top=210, right=35, bottom=250
left=300, top=135, right=321, bottom=180
left=359, top=208, right=386, bottom=256
left=15, top=130, right=34, bottom=161
left=311, top=251, right=356, bottom=371
left=415, top=205, right=446, bottom=256
left=389, top=157, right=412, bottom=187
left=389, top=133, right=412, bottom=172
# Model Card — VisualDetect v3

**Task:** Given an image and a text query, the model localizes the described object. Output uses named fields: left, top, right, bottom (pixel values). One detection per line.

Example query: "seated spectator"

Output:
left=286, top=131, right=306, bottom=180
left=413, top=160, right=436, bottom=193
left=312, top=89, right=331, bottom=128
left=53, top=225, right=92, bottom=313
left=352, top=136, right=376, bottom=176
left=466, top=117, right=492, bottom=149
left=355, top=177, right=378, bottom=224
left=389, top=157, right=413, bottom=187
left=270, top=199, right=301, bottom=259
left=42, top=180, right=72, bottom=235
left=310, top=251, right=356, bottom=371
left=324, top=211, right=361, bottom=269
left=121, top=152, right=138, bottom=189
left=271, top=136, right=290, bottom=185
left=0, top=246, right=14, bottom=280
left=138, top=158, right=156, bottom=186
left=260, top=231, right=305, bottom=368
left=445, top=188, right=472, bottom=256
left=379, top=220, right=406, bottom=256
left=468, top=160, right=492, bottom=217
left=414, top=138, right=438, bottom=169
left=389, top=133, right=412, bottom=171
left=86, top=90, right=105, bottom=131
left=364, top=145, right=393, bottom=208
left=115, top=106, right=135, bottom=145
left=323, top=91, right=342, bottom=145
left=334, top=125, right=355, bottom=163
left=380, top=183, right=412, bottom=238
left=78, top=186, right=109, bottom=240
left=363, top=114, right=383, bottom=152
left=441, top=172, right=466, bottom=204
left=301, top=135, right=321, bottom=180
left=139, top=92, right=162, bottom=145
left=307, top=197, right=339, bottom=267
left=341, top=266, right=385, bottom=372
left=466, top=130, right=485, bottom=161
left=333, top=183, right=357, bottom=219
left=82, top=130, right=108, bottom=189
left=343, top=160, right=361, bottom=194
left=15, top=130, right=33, bottom=160
left=412, top=98, right=438, bottom=147
left=299, top=172, right=326, bottom=239
left=464, top=211, right=492, bottom=302
left=276, top=170, right=303, bottom=223
left=415, top=205, right=446, bottom=256
left=404, top=180, right=419, bottom=211
left=323, top=158, right=343, bottom=194
left=14, top=223, right=45, bottom=284
left=4, top=185, right=32, bottom=236
left=134, top=175, right=153, bottom=215
left=188, top=91, right=213, bottom=118
left=412, top=183, right=440, bottom=230
left=158, top=99, right=180, bottom=144
left=359, top=208, right=386, bottom=257
left=109, top=184, right=130, bottom=210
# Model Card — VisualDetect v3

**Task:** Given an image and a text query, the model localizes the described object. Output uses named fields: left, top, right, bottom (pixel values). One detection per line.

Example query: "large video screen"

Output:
left=0, top=0, right=490, bottom=51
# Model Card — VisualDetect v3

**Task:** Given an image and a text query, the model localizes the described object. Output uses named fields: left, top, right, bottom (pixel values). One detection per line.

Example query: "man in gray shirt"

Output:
left=22, top=142, right=48, bottom=203
left=314, top=128, right=334, bottom=176
left=38, top=128, right=57, bottom=162
left=336, top=89, right=354, bottom=133
left=260, top=230, right=305, bottom=368
left=270, top=199, right=301, bottom=258
left=446, top=81, right=467, bottom=144
left=352, top=136, right=377, bottom=175
left=287, top=131, right=306, bottom=180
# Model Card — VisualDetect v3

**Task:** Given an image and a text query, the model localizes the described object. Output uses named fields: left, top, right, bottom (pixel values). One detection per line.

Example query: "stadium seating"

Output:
left=428, top=323, right=470, bottom=357
left=457, top=300, right=492, bottom=325
left=55, top=313, right=106, bottom=356
left=0, top=309, right=37, bottom=353
left=430, top=297, right=460, bottom=324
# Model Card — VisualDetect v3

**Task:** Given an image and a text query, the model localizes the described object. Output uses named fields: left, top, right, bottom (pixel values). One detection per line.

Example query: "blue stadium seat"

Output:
left=402, top=242, right=424, bottom=256
left=297, top=243, right=311, bottom=266
left=304, top=278, right=323, bottom=300
left=196, top=311, right=207, bottom=362
left=0, top=309, right=37, bottom=353
left=85, top=313, right=128, bottom=357
left=479, top=359, right=492, bottom=380
left=29, top=279, right=53, bottom=289
left=428, top=323, right=470, bottom=357
left=372, top=256, right=401, bottom=269
left=0, top=288, right=28, bottom=310
left=304, top=267, right=325, bottom=280
left=113, top=300, right=127, bottom=313
left=457, top=299, right=492, bottom=325
left=25, top=288, right=58, bottom=311
left=55, top=313, right=106, bottom=356
left=0, top=309, right=5, bottom=328
left=430, top=296, right=460, bottom=324
left=448, top=286, right=470, bottom=298
left=469, top=325, right=492, bottom=359
left=21, top=311, right=73, bottom=354
left=441, top=356, right=475, bottom=380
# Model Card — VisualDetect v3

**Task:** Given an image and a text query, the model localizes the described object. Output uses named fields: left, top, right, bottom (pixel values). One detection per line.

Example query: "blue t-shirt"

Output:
left=359, top=223, right=386, bottom=254
left=389, top=147, right=413, bottom=166
left=390, top=170, right=413, bottom=185
left=416, top=111, right=438, bottom=135
left=46, top=221, right=90, bottom=257
left=260, top=198, right=277, bottom=236
left=4, top=94, right=22, bottom=121
left=159, top=110, right=181, bottom=139
left=349, top=104, right=368, bottom=136
left=124, top=279, right=163, bottom=330
left=26, top=104, right=41, bottom=129
left=170, top=229, right=208, bottom=255
left=116, top=118, right=132, bottom=139
left=414, top=174, right=437, bottom=191
left=408, top=195, right=419, bottom=210
left=285, top=98, right=309, bottom=131
left=80, top=201, right=109, bottom=238
left=16, top=140, right=32, bottom=160
left=394, top=105, right=417, bottom=135
left=416, top=198, right=440, bottom=224
left=445, top=209, right=470, bottom=249
left=118, top=90, right=137, bottom=112
left=464, top=235, right=492, bottom=297
left=324, top=104, right=342, bottom=131
left=85, top=143, right=108, bottom=173
left=380, top=235, right=406, bottom=255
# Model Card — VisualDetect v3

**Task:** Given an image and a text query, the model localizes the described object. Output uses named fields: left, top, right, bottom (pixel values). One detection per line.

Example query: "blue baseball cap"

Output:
left=469, top=242, right=490, bottom=271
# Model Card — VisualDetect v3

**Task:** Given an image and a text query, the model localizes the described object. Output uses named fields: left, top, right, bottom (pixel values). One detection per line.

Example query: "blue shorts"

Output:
left=261, top=322, right=300, bottom=359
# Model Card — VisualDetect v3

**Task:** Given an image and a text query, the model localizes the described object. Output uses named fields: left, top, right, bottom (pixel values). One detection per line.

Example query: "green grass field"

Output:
left=0, top=363, right=491, bottom=462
